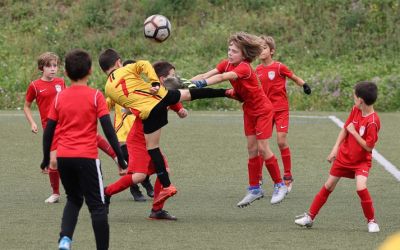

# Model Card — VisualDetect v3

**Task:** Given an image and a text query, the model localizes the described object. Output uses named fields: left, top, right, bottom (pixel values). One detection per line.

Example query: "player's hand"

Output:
left=31, top=123, right=38, bottom=134
left=191, top=79, right=207, bottom=88
left=177, top=108, right=188, bottom=118
left=346, top=123, right=356, bottom=135
left=150, top=82, right=161, bottom=95
left=118, top=167, right=127, bottom=176
left=40, top=159, right=49, bottom=171
left=118, top=159, right=127, bottom=170
left=327, top=148, right=338, bottom=163
left=303, top=83, right=311, bottom=95
left=41, top=167, right=49, bottom=174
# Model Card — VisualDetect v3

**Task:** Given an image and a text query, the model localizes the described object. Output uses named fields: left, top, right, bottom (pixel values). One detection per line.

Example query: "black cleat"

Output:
left=149, top=209, right=177, bottom=221
left=141, top=179, right=154, bottom=198
left=130, top=185, right=146, bottom=202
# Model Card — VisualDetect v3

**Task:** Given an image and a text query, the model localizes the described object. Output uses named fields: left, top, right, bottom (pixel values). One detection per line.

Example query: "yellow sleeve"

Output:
left=106, top=97, right=115, bottom=111
left=128, top=60, right=160, bottom=84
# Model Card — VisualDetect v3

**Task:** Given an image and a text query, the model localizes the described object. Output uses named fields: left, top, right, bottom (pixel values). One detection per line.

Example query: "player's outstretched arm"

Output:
left=191, top=72, right=237, bottom=88
left=290, top=74, right=311, bottom=95
left=191, top=69, right=219, bottom=81
left=99, top=115, right=127, bottom=169
left=41, top=119, right=57, bottom=170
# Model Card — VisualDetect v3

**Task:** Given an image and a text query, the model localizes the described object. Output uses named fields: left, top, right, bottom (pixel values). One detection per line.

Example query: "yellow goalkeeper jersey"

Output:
left=107, top=98, right=135, bottom=143
left=104, top=60, right=168, bottom=120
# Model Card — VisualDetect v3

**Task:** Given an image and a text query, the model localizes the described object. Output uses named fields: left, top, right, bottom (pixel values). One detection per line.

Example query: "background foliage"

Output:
left=0, top=0, right=399, bottom=110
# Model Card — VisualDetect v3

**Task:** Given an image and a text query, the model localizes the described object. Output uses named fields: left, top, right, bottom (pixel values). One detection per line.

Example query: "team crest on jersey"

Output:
left=268, top=71, right=275, bottom=80
left=359, top=126, right=365, bottom=136
left=55, top=85, right=62, bottom=93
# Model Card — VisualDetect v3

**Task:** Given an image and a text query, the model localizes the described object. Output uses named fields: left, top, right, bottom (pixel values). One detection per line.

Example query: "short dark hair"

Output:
left=355, top=81, right=378, bottom=105
left=152, top=61, right=175, bottom=78
left=37, top=52, right=60, bottom=71
left=98, top=48, right=121, bottom=72
left=65, top=49, right=91, bottom=81
left=123, top=59, right=136, bottom=66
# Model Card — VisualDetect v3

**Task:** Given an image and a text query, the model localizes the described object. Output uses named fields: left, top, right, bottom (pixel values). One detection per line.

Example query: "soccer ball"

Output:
left=144, top=15, right=171, bottom=43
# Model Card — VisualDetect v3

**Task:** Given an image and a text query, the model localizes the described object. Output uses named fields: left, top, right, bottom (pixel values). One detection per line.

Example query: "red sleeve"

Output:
left=25, top=83, right=36, bottom=102
left=216, top=59, right=229, bottom=73
left=233, top=62, right=251, bottom=79
left=278, top=63, right=293, bottom=78
left=365, top=120, right=379, bottom=148
left=96, top=91, right=110, bottom=118
left=344, top=106, right=357, bottom=128
left=169, top=102, right=183, bottom=112
left=47, top=94, right=59, bottom=121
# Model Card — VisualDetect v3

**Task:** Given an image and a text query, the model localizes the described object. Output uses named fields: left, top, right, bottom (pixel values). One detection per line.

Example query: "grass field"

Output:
left=0, top=111, right=399, bottom=250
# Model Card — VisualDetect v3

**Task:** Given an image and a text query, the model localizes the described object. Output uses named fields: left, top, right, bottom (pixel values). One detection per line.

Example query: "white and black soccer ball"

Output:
left=144, top=15, right=171, bottom=43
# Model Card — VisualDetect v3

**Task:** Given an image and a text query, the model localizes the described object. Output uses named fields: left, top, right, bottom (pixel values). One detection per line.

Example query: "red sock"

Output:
left=48, top=168, right=60, bottom=195
left=280, top=147, right=292, bottom=178
left=97, top=134, right=117, bottom=159
left=258, top=156, right=263, bottom=182
left=105, top=174, right=133, bottom=196
left=264, top=155, right=282, bottom=184
left=357, top=188, right=375, bottom=222
left=309, top=186, right=332, bottom=219
left=248, top=156, right=262, bottom=187
left=152, top=178, right=164, bottom=211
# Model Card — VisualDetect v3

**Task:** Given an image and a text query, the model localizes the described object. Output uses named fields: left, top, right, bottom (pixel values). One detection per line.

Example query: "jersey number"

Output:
left=115, top=78, right=129, bottom=97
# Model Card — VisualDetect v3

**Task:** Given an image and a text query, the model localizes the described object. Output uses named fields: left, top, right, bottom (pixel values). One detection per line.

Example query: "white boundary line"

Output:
left=328, top=115, right=400, bottom=181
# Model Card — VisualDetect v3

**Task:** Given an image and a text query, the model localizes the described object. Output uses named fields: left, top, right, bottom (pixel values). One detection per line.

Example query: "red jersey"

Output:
left=216, top=60, right=272, bottom=116
left=25, top=77, right=65, bottom=128
left=256, top=61, right=293, bottom=111
left=336, top=106, right=380, bottom=167
left=48, top=85, right=109, bottom=159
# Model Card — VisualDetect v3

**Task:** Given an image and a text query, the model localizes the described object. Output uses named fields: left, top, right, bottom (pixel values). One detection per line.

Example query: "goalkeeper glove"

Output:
left=191, top=79, right=207, bottom=88
left=303, top=83, right=311, bottom=95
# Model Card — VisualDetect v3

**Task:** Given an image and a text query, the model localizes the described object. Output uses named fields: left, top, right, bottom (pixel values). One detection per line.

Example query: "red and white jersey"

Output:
left=48, top=85, right=109, bottom=159
left=25, top=77, right=65, bottom=128
left=256, top=61, right=293, bottom=111
left=216, top=59, right=272, bottom=116
left=336, top=106, right=380, bottom=166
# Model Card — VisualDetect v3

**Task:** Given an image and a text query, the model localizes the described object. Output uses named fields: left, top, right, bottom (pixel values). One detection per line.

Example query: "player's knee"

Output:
left=67, top=196, right=84, bottom=208
left=277, top=141, right=288, bottom=149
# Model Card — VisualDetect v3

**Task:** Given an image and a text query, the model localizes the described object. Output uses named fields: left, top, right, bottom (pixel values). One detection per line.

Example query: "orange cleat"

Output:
left=153, top=185, right=177, bottom=206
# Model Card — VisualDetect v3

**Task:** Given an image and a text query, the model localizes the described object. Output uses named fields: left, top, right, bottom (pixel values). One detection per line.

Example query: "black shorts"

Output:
left=143, top=90, right=181, bottom=134
left=57, top=157, right=106, bottom=208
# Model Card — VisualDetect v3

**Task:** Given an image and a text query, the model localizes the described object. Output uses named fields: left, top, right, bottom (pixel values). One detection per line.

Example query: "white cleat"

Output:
left=368, top=221, right=380, bottom=233
left=295, top=213, right=314, bottom=228
left=284, top=177, right=294, bottom=193
left=237, top=188, right=264, bottom=208
left=45, top=194, right=60, bottom=203
left=270, top=182, right=288, bottom=204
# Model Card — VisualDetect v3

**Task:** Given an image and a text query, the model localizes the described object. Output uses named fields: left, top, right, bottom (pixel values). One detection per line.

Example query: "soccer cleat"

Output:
left=130, top=185, right=146, bottom=202
left=141, top=179, right=154, bottom=198
left=153, top=185, right=177, bottom=206
left=237, top=188, right=264, bottom=208
left=295, top=213, right=314, bottom=228
left=283, top=176, right=294, bottom=193
left=58, top=236, right=72, bottom=250
left=149, top=209, right=177, bottom=220
left=270, top=182, right=288, bottom=204
left=368, top=221, right=380, bottom=233
left=45, top=194, right=60, bottom=203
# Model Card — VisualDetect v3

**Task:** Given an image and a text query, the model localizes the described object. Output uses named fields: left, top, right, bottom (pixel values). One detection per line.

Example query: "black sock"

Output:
left=148, top=148, right=171, bottom=187
left=189, top=88, right=226, bottom=100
